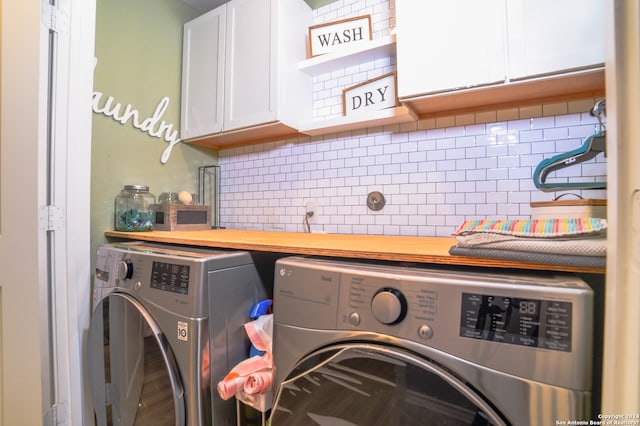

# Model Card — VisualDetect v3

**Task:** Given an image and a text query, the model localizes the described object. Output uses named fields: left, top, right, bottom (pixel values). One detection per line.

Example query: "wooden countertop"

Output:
left=104, top=229, right=605, bottom=274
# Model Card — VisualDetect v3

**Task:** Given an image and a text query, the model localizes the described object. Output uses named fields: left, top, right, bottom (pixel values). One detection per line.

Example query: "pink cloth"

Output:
left=217, top=354, right=272, bottom=400
left=217, top=314, right=274, bottom=400
left=217, top=376, right=245, bottom=401
left=243, top=371, right=273, bottom=395
left=244, top=314, right=273, bottom=353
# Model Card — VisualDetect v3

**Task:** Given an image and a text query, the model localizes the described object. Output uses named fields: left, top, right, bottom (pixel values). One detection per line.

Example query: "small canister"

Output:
left=158, top=192, right=179, bottom=204
left=114, top=185, right=156, bottom=231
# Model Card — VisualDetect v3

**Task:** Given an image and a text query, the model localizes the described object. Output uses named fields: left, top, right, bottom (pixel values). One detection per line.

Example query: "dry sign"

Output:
left=343, top=72, right=398, bottom=116
left=309, top=15, right=372, bottom=57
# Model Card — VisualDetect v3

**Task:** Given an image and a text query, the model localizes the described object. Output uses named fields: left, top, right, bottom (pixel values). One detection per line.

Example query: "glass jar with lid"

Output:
left=114, top=185, right=156, bottom=231
left=158, top=192, right=179, bottom=204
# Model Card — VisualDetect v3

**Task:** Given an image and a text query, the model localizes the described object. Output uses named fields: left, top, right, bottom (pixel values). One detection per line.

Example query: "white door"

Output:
left=181, top=6, right=226, bottom=140
left=0, top=0, right=95, bottom=425
left=0, top=2, right=51, bottom=424
left=224, top=0, right=276, bottom=131
left=506, top=0, right=605, bottom=80
left=396, top=0, right=507, bottom=98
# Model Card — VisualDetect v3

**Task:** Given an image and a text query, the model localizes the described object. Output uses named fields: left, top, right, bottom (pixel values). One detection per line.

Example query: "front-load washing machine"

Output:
left=270, top=257, right=594, bottom=426
left=87, top=242, right=267, bottom=426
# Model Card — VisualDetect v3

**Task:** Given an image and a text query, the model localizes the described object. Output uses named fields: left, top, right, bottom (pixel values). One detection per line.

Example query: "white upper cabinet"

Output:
left=506, top=0, right=605, bottom=80
left=396, top=0, right=605, bottom=114
left=396, top=0, right=507, bottom=98
left=224, top=0, right=273, bottom=130
left=181, top=8, right=225, bottom=140
left=180, top=0, right=311, bottom=147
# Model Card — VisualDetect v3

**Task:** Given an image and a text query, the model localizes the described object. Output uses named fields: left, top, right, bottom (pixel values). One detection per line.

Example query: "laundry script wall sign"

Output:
left=92, top=91, right=182, bottom=164
left=308, top=15, right=372, bottom=57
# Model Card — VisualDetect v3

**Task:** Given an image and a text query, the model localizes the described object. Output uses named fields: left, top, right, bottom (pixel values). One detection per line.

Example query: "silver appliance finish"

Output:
left=87, top=242, right=266, bottom=426
left=271, top=256, right=594, bottom=425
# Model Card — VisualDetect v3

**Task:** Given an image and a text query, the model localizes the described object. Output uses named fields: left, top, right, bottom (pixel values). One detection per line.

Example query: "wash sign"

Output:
left=309, top=15, right=372, bottom=57
left=342, top=72, right=398, bottom=116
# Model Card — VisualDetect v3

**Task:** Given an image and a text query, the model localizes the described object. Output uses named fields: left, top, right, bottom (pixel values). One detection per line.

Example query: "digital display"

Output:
left=150, top=261, right=190, bottom=295
left=460, top=293, right=572, bottom=352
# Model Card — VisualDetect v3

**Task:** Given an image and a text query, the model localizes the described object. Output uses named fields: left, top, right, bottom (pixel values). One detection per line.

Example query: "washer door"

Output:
left=271, top=343, right=507, bottom=426
left=87, top=292, right=186, bottom=426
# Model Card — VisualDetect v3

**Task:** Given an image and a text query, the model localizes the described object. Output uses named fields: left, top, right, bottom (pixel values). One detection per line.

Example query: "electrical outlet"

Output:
left=305, top=201, right=317, bottom=223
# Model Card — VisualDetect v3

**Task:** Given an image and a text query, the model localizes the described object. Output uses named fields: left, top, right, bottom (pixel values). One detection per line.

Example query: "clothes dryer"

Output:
left=271, top=257, right=594, bottom=426
left=87, top=242, right=267, bottom=426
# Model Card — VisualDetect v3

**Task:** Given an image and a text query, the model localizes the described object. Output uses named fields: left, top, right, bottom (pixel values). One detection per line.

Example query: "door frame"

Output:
left=0, top=0, right=96, bottom=424
left=58, top=0, right=97, bottom=423
left=601, top=0, right=640, bottom=413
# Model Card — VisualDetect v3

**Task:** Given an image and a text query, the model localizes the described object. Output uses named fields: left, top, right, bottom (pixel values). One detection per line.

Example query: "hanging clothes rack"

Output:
left=533, top=100, right=607, bottom=192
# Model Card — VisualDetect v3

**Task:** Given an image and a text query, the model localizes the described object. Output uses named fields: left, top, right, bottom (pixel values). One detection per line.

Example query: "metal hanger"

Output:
left=533, top=100, right=607, bottom=192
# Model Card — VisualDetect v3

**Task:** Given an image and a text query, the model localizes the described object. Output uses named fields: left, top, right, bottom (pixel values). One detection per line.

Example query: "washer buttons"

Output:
left=348, top=312, right=361, bottom=326
left=418, top=324, right=433, bottom=340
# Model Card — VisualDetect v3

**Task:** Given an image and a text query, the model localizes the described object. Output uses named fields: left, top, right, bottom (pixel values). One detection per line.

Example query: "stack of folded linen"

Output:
left=449, top=218, right=607, bottom=268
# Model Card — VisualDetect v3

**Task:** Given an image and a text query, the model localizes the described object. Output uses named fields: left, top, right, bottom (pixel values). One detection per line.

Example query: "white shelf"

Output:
left=296, top=34, right=408, bottom=137
left=300, top=106, right=417, bottom=136
left=298, top=35, right=396, bottom=76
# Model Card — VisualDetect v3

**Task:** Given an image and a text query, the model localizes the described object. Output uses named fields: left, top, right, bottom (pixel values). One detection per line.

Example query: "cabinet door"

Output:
left=396, top=0, right=506, bottom=98
left=224, top=0, right=276, bottom=131
left=181, top=7, right=226, bottom=140
left=507, top=0, right=605, bottom=80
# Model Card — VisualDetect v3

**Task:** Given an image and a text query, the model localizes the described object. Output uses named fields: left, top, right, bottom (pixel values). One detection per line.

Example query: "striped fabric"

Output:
left=453, top=218, right=608, bottom=238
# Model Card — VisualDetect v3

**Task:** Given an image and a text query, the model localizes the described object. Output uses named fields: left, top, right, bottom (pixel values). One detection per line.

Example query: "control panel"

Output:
left=339, top=272, right=439, bottom=343
left=329, top=266, right=589, bottom=357
left=94, top=245, right=195, bottom=307
left=460, top=293, right=572, bottom=352
left=150, top=261, right=190, bottom=295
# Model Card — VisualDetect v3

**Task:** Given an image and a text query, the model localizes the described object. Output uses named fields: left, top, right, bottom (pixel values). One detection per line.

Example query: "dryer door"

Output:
left=271, top=343, right=507, bottom=426
left=87, top=292, right=186, bottom=426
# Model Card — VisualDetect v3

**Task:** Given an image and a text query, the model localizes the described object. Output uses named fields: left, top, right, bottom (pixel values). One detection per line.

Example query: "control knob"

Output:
left=371, top=288, right=407, bottom=325
left=117, top=259, right=134, bottom=281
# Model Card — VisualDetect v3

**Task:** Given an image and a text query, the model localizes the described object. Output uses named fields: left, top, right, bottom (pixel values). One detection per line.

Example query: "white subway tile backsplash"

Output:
left=570, top=124, right=600, bottom=138
left=520, top=129, right=544, bottom=143
left=507, top=119, right=531, bottom=132
left=217, top=0, right=606, bottom=236
left=466, top=169, right=487, bottom=182
left=486, top=144, right=509, bottom=158
left=445, top=126, right=466, bottom=138
left=556, top=113, right=582, bottom=127
left=455, top=159, right=476, bottom=171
